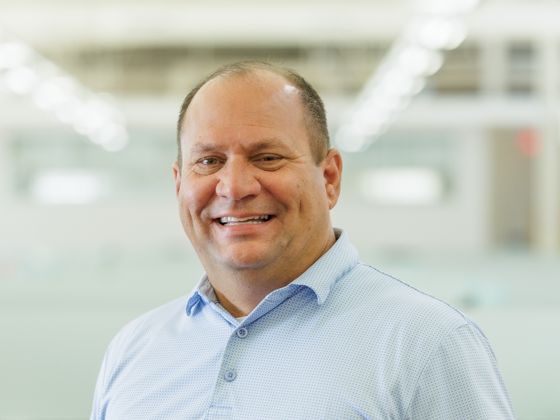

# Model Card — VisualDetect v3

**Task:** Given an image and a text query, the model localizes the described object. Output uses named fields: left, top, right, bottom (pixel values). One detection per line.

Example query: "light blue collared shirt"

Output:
left=91, top=230, right=515, bottom=419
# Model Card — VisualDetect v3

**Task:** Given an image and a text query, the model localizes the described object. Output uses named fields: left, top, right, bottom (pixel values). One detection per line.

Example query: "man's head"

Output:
left=176, top=61, right=330, bottom=170
left=173, top=62, right=342, bottom=285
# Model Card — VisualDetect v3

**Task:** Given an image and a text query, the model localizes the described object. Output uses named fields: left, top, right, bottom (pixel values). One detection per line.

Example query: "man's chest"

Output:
left=103, top=316, right=407, bottom=420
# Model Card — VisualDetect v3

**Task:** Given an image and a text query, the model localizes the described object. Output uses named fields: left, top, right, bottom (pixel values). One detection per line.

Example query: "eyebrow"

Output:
left=189, top=138, right=286, bottom=154
left=189, top=143, right=221, bottom=154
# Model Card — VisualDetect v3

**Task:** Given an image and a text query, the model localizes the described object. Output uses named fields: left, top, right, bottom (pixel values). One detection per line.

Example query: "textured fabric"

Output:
left=91, top=230, right=515, bottom=420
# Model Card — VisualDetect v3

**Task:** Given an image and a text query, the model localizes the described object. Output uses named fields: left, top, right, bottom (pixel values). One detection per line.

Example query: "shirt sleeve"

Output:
left=405, top=323, right=516, bottom=420
left=90, top=350, right=109, bottom=420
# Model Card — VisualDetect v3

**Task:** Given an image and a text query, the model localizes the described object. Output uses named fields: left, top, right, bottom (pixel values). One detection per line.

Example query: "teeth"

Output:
left=219, top=215, right=270, bottom=224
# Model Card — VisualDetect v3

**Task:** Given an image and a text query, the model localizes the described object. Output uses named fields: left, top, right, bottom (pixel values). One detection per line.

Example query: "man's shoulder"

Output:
left=106, top=295, right=189, bottom=357
left=334, top=262, right=474, bottom=335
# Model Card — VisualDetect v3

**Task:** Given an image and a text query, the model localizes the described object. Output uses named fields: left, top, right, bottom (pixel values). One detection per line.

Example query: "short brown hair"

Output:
left=176, top=60, right=330, bottom=169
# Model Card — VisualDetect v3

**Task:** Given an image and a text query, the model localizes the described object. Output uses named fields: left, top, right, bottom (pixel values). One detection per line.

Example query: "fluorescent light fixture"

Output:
left=31, top=170, right=103, bottom=205
left=376, top=71, right=417, bottom=98
left=397, top=45, right=443, bottom=76
left=3, top=66, right=38, bottom=94
left=336, top=0, right=482, bottom=152
left=0, top=42, right=31, bottom=69
left=361, top=167, right=444, bottom=205
left=0, top=32, right=128, bottom=152
left=32, top=76, right=78, bottom=110
left=336, top=125, right=372, bottom=152
left=90, top=123, right=129, bottom=151
left=408, top=17, right=467, bottom=50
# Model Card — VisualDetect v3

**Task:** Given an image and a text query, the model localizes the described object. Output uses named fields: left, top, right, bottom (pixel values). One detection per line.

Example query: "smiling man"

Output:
left=91, top=61, right=515, bottom=419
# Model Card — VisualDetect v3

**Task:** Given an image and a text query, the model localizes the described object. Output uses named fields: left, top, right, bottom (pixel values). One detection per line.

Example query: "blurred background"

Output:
left=1, top=0, right=559, bottom=419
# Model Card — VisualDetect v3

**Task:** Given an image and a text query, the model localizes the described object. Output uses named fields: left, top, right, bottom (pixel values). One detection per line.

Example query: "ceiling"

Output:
left=1, top=0, right=560, bottom=52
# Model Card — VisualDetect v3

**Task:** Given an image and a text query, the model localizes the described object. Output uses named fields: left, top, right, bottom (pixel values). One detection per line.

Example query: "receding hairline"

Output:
left=176, top=61, right=330, bottom=167
left=186, top=68, right=302, bottom=118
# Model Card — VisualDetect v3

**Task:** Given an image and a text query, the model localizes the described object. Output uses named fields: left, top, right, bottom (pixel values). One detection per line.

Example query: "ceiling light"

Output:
left=409, top=17, right=467, bottom=50
left=91, top=123, right=129, bottom=152
left=336, top=0, right=481, bottom=151
left=31, top=76, right=77, bottom=109
left=0, top=42, right=31, bottom=69
left=31, top=170, right=104, bottom=205
left=397, top=45, right=443, bottom=76
left=3, top=66, right=37, bottom=94
left=0, top=34, right=129, bottom=151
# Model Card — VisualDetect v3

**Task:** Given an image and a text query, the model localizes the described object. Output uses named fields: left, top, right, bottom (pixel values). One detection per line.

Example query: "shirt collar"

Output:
left=186, top=274, right=215, bottom=316
left=185, top=228, right=359, bottom=316
left=291, top=229, right=359, bottom=305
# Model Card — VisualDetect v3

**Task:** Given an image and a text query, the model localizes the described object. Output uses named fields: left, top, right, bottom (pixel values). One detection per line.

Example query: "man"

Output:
left=91, top=61, right=515, bottom=419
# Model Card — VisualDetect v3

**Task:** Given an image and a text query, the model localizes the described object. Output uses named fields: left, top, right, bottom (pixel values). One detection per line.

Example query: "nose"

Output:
left=215, top=159, right=261, bottom=201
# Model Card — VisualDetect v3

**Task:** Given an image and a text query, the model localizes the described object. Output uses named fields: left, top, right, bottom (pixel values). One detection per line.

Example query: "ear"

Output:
left=172, top=161, right=181, bottom=197
left=322, top=148, right=343, bottom=209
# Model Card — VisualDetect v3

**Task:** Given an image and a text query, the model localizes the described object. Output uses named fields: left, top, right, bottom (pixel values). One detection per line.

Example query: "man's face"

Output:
left=173, top=72, right=341, bottom=278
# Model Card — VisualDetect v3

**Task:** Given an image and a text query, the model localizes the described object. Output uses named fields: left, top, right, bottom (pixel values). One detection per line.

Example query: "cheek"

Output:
left=301, top=177, right=331, bottom=217
left=286, top=179, right=319, bottom=219
left=279, top=172, right=321, bottom=200
left=180, top=178, right=216, bottom=219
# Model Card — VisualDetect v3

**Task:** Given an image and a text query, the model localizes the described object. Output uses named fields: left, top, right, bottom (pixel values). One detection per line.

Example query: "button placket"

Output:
left=224, top=369, right=237, bottom=382
left=236, top=327, right=248, bottom=338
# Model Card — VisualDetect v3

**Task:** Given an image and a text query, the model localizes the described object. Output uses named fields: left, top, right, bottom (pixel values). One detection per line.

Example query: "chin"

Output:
left=225, top=258, right=269, bottom=271
left=220, top=250, right=273, bottom=271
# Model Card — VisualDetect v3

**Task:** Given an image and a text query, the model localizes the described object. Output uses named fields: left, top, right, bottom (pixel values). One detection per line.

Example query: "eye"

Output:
left=260, top=155, right=280, bottom=161
left=201, top=157, right=220, bottom=165
left=192, top=156, right=224, bottom=175
left=253, top=154, right=284, bottom=170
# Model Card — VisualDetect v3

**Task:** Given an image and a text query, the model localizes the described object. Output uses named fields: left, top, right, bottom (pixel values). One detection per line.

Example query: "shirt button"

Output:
left=224, top=369, right=237, bottom=382
left=236, top=327, right=248, bottom=338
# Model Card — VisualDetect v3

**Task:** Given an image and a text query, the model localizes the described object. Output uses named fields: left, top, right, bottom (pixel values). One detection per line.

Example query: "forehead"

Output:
left=181, top=72, right=310, bottom=153
left=187, top=71, right=301, bottom=123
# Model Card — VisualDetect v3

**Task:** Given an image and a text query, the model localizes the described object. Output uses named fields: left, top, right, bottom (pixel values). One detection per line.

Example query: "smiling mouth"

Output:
left=217, top=215, right=273, bottom=226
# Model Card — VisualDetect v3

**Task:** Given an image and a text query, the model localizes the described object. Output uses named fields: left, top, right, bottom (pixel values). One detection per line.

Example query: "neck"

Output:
left=205, top=229, right=337, bottom=317
left=212, top=273, right=279, bottom=317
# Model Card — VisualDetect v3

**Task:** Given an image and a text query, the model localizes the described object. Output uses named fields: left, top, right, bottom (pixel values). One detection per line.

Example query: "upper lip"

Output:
left=212, top=213, right=273, bottom=223
left=212, top=213, right=273, bottom=219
